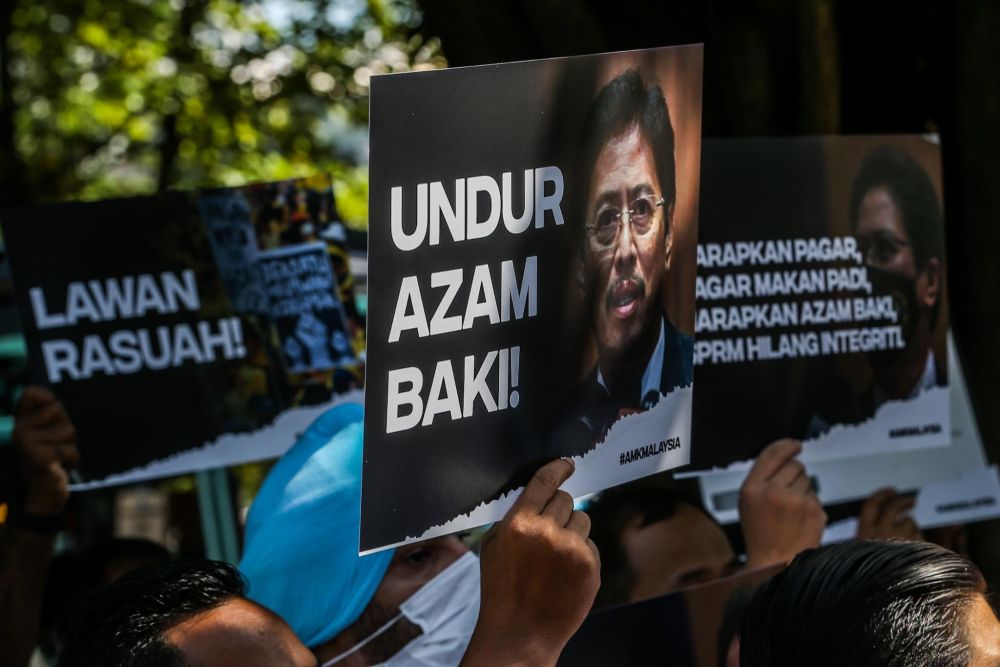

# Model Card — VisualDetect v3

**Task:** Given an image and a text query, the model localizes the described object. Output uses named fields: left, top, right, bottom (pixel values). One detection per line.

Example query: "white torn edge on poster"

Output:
left=68, top=389, right=365, bottom=491
left=676, top=385, right=951, bottom=480
left=360, top=384, right=693, bottom=556
left=821, top=465, right=1000, bottom=544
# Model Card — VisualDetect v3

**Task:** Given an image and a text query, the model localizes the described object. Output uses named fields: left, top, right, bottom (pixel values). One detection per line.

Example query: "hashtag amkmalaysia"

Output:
left=619, top=437, right=681, bottom=466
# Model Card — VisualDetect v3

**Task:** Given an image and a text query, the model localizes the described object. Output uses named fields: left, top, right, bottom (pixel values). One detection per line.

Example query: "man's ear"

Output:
left=918, top=256, right=941, bottom=309
left=664, top=202, right=675, bottom=270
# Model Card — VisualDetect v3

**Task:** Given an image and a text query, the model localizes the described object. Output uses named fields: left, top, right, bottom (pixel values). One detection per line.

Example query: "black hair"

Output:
left=740, top=540, right=987, bottom=667
left=573, top=69, right=676, bottom=229
left=57, top=559, right=247, bottom=667
left=587, top=483, right=698, bottom=608
left=850, top=145, right=945, bottom=272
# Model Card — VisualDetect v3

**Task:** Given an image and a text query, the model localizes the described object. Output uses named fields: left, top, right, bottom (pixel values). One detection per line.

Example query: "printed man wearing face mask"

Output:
left=554, top=69, right=693, bottom=454
left=851, top=145, right=946, bottom=406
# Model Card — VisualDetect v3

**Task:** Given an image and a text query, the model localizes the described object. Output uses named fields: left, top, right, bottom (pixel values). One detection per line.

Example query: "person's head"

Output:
left=240, top=404, right=476, bottom=666
left=575, top=69, right=676, bottom=378
left=740, top=540, right=1000, bottom=667
left=57, top=558, right=316, bottom=667
left=851, top=146, right=944, bottom=373
left=588, top=484, right=739, bottom=607
left=41, top=538, right=172, bottom=659
left=318, top=536, right=474, bottom=665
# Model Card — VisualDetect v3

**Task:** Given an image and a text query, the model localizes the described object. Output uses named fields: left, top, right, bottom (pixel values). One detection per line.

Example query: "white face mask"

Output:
left=321, top=551, right=481, bottom=667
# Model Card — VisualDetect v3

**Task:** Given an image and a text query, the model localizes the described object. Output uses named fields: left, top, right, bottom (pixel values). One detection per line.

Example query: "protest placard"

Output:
left=258, top=242, right=356, bottom=373
left=198, top=188, right=268, bottom=314
left=362, top=45, right=704, bottom=552
left=686, top=135, right=950, bottom=473
left=0, top=177, right=363, bottom=487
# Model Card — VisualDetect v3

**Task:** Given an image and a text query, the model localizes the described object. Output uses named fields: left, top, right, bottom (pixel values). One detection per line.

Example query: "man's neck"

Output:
left=597, top=313, right=663, bottom=395
left=874, top=323, right=934, bottom=401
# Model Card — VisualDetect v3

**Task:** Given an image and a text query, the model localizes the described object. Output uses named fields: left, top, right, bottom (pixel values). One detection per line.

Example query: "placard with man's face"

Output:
left=363, top=45, right=703, bottom=553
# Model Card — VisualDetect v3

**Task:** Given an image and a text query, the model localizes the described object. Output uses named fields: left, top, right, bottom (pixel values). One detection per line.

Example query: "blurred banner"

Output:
left=687, top=135, right=950, bottom=473
left=362, top=44, right=704, bottom=553
left=0, top=176, right=364, bottom=488
left=257, top=242, right=355, bottom=374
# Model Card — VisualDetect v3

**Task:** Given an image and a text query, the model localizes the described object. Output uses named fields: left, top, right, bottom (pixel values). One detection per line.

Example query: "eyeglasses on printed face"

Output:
left=855, top=229, right=911, bottom=266
left=585, top=193, right=665, bottom=250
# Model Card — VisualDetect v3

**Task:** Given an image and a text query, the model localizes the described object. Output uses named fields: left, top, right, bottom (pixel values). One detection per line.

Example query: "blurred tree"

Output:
left=0, top=0, right=446, bottom=227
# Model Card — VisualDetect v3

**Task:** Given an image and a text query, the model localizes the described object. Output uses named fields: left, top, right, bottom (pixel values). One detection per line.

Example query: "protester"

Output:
left=56, top=558, right=316, bottom=667
left=240, top=404, right=599, bottom=665
left=56, top=458, right=599, bottom=667
left=588, top=484, right=739, bottom=606
left=39, top=538, right=171, bottom=661
left=0, top=387, right=78, bottom=667
left=589, top=439, right=825, bottom=606
left=238, top=403, right=470, bottom=665
left=741, top=540, right=1000, bottom=666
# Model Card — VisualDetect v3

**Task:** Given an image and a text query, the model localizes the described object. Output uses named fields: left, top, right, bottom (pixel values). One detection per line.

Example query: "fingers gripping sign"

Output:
left=856, top=488, right=923, bottom=542
left=462, top=459, right=600, bottom=666
left=12, top=386, right=79, bottom=517
left=740, top=439, right=827, bottom=571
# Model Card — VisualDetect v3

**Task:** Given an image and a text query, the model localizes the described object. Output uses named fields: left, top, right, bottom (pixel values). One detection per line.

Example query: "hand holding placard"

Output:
left=740, top=439, right=826, bottom=571
left=13, top=386, right=79, bottom=517
left=462, top=459, right=600, bottom=666
left=856, top=488, right=923, bottom=541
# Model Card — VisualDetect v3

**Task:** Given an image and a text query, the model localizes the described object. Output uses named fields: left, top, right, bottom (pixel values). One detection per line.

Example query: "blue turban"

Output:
left=239, top=403, right=394, bottom=647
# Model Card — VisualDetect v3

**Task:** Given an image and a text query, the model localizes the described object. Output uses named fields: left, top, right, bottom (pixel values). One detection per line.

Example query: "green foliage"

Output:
left=1, top=0, right=446, bottom=226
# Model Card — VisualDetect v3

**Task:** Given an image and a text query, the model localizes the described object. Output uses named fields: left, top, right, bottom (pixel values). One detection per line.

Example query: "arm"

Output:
left=461, top=459, right=600, bottom=667
left=0, top=387, right=78, bottom=667
left=739, top=439, right=826, bottom=571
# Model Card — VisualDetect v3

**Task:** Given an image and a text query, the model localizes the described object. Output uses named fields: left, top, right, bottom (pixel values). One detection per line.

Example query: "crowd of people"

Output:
left=0, top=70, right=989, bottom=667
left=1, top=384, right=998, bottom=667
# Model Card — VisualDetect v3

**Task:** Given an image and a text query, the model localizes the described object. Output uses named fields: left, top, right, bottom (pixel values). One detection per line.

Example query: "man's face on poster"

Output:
left=855, top=185, right=918, bottom=280
left=854, top=183, right=942, bottom=380
left=855, top=185, right=940, bottom=328
left=584, top=123, right=670, bottom=364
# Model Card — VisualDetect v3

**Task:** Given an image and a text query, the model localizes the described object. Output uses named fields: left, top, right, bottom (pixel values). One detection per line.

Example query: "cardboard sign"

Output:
left=198, top=189, right=268, bottom=314
left=1, top=177, right=362, bottom=487
left=363, top=45, right=704, bottom=552
left=687, top=135, right=950, bottom=473
left=258, top=242, right=355, bottom=373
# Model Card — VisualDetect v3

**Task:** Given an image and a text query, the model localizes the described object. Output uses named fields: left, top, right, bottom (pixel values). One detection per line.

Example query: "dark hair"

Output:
left=740, top=540, right=987, bottom=667
left=57, top=559, right=247, bottom=667
left=850, top=145, right=945, bottom=272
left=587, top=483, right=692, bottom=608
left=573, top=69, right=676, bottom=228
